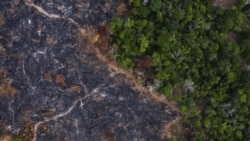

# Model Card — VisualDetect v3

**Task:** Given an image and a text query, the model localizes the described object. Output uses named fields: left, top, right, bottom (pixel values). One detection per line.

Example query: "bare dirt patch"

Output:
left=55, top=74, right=67, bottom=87
left=0, top=13, right=5, bottom=28
left=213, top=0, right=237, bottom=9
left=0, top=67, right=18, bottom=96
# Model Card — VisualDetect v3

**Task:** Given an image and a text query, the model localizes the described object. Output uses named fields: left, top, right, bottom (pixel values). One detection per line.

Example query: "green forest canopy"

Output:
left=110, top=0, right=250, bottom=140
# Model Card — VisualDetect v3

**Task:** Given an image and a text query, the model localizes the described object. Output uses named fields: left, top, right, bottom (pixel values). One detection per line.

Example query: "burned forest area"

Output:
left=0, top=0, right=179, bottom=141
left=1, top=0, right=250, bottom=141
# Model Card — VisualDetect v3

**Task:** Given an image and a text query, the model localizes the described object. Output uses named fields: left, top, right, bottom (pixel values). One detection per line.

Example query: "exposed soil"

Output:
left=0, top=67, right=18, bottom=96
left=213, top=0, right=237, bottom=8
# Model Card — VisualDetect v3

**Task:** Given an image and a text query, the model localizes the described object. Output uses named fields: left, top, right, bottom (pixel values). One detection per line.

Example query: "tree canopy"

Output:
left=111, top=0, right=250, bottom=140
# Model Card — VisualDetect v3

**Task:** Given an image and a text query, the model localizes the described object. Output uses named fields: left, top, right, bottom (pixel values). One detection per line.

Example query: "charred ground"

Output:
left=0, top=0, right=178, bottom=141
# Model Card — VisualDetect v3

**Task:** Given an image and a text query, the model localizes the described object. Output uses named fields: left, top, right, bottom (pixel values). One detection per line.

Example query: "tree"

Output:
left=110, top=0, right=250, bottom=140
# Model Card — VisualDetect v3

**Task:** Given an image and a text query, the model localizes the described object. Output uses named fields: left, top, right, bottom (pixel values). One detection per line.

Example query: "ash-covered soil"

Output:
left=0, top=0, right=178, bottom=141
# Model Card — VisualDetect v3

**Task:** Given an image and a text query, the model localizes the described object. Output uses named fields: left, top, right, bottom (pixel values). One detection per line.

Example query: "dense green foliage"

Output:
left=110, top=0, right=250, bottom=140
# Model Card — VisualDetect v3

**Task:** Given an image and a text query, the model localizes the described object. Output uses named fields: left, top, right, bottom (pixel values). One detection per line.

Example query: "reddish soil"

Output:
left=213, top=0, right=237, bottom=8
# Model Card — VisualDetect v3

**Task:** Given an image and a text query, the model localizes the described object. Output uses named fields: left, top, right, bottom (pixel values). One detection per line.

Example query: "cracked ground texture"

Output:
left=0, top=0, right=179, bottom=141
